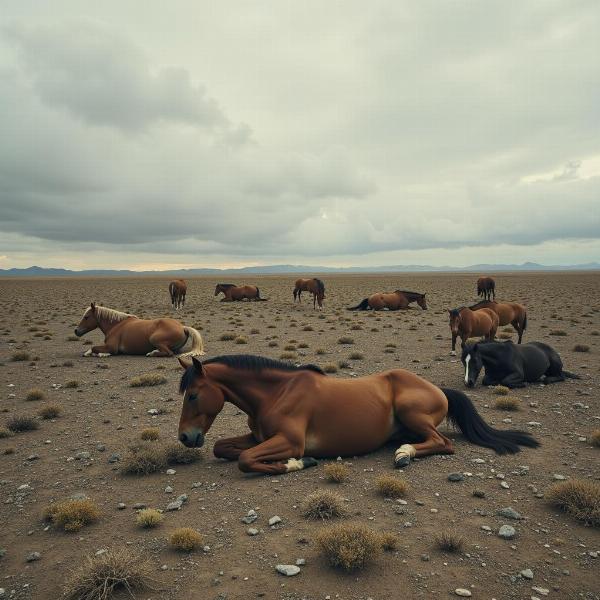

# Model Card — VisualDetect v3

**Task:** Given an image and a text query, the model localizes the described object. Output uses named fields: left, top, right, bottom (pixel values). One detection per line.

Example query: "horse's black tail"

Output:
left=255, top=287, right=267, bottom=301
left=562, top=370, right=580, bottom=379
left=347, top=298, right=369, bottom=311
left=314, top=278, right=325, bottom=298
left=442, top=387, right=539, bottom=454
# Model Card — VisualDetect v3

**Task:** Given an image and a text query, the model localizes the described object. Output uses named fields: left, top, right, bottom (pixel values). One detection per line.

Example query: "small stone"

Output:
left=520, top=568, right=534, bottom=579
left=481, top=525, right=492, bottom=532
left=116, top=503, right=126, bottom=510
left=448, top=473, right=464, bottom=482
left=166, top=469, right=176, bottom=475
left=532, top=586, right=550, bottom=596
left=26, top=552, right=41, bottom=562
left=497, top=507, right=523, bottom=520
left=269, top=515, right=282, bottom=526
left=295, top=558, right=306, bottom=566
left=500, top=481, right=510, bottom=489
left=241, top=509, right=258, bottom=524
left=164, top=486, right=173, bottom=494
left=247, top=528, right=259, bottom=536
left=498, top=525, right=516, bottom=539
left=275, top=564, right=300, bottom=576
left=132, top=503, right=147, bottom=510
left=107, top=453, right=121, bottom=463
left=75, top=451, right=91, bottom=460
left=455, top=589, right=472, bottom=597
left=553, top=474, right=567, bottom=480
left=166, top=500, right=183, bottom=511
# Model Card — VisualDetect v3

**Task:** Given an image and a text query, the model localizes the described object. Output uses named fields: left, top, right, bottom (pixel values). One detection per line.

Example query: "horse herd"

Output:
left=71, top=275, right=579, bottom=475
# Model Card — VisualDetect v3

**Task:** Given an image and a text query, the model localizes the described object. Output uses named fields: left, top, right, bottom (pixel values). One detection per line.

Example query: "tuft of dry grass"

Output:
left=315, top=348, right=327, bottom=355
left=549, top=329, right=567, bottom=336
left=11, top=351, right=31, bottom=362
left=494, top=396, right=521, bottom=411
left=303, top=490, right=346, bottom=520
left=140, top=427, right=160, bottom=441
left=324, top=463, right=350, bottom=483
left=573, top=344, right=590, bottom=353
left=169, top=528, right=203, bottom=551
left=435, top=530, right=465, bottom=553
left=219, top=332, right=236, bottom=341
left=349, top=351, right=364, bottom=360
left=317, top=523, right=381, bottom=572
left=163, top=442, right=202, bottom=465
left=44, top=498, right=101, bottom=532
left=591, top=430, right=600, bottom=447
left=302, top=325, right=314, bottom=331
left=0, top=426, right=13, bottom=438
left=6, top=415, right=39, bottom=432
left=546, top=479, right=600, bottom=527
left=130, top=373, right=167, bottom=387
left=121, top=444, right=166, bottom=475
left=279, top=351, right=297, bottom=360
left=492, top=385, right=510, bottom=396
left=25, top=388, right=45, bottom=402
left=375, top=475, right=409, bottom=499
left=379, top=532, right=399, bottom=552
left=63, top=547, right=153, bottom=600
left=3, top=446, right=15, bottom=455
left=323, top=363, right=338, bottom=373
left=38, top=404, right=63, bottom=420
left=235, top=336, right=248, bottom=344
left=64, top=380, right=79, bottom=389
left=136, top=508, right=164, bottom=529
left=338, top=336, right=354, bottom=345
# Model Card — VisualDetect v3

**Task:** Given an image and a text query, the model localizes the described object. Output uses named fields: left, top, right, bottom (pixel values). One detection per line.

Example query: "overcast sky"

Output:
left=1, top=1, right=599, bottom=269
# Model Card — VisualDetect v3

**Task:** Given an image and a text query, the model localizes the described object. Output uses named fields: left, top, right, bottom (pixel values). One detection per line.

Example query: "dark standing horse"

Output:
left=477, top=277, right=496, bottom=301
left=469, top=300, right=527, bottom=343
left=169, top=279, right=187, bottom=310
left=293, top=278, right=325, bottom=310
left=462, top=341, right=580, bottom=388
left=348, top=290, right=427, bottom=311
left=176, top=354, right=538, bottom=475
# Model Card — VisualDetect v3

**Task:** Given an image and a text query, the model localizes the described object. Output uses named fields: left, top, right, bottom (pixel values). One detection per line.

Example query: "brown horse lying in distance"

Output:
left=449, top=306, right=498, bottom=354
left=75, top=303, right=204, bottom=357
left=214, top=284, right=266, bottom=302
left=293, top=278, right=325, bottom=309
left=169, top=279, right=187, bottom=310
left=348, top=290, right=427, bottom=311
left=477, top=276, right=496, bottom=301
left=176, top=354, right=538, bottom=475
left=469, top=300, right=527, bottom=343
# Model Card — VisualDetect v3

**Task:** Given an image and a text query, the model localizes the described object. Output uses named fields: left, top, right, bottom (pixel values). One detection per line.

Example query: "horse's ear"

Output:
left=192, top=356, right=205, bottom=376
left=90, top=302, right=96, bottom=311
left=177, top=356, right=191, bottom=370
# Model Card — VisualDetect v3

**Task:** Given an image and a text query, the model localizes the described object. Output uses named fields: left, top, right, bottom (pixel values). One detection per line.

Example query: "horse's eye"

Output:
left=188, top=393, right=197, bottom=402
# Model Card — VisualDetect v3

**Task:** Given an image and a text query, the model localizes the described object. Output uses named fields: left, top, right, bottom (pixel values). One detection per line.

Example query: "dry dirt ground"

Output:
left=1, top=272, right=599, bottom=600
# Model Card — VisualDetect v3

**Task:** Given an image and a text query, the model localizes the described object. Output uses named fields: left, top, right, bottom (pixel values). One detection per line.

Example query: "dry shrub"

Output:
left=11, top=351, right=31, bottom=362
left=375, top=475, right=409, bottom=499
left=338, top=336, right=354, bottom=345
left=494, top=396, right=521, bottom=411
left=25, top=388, right=45, bottom=402
left=435, top=530, right=465, bottom=553
left=573, top=344, right=590, bottom=352
left=316, top=348, right=327, bottom=355
left=121, top=443, right=166, bottom=475
left=298, top=342, right=309, bottom=348
left=136, top=508, right=163, bottom=529
left=303, top=325, right=314, bottom=331
left=64, top=380, right=79, bottom=389
left=498, top=332, right=513, bottom=340
left=547, top=479, right=600, bottom=527
left=140, top=427, right=160, bottom=441
left=304, top=490, right=346, bottom=520
left=219, top=332, right=236, bottom=341
left=0, top=426, right=13, bottom=438
left=7, top=415, right=39, bottom=432
left=130, top=373, right=167, bottom=387
left=324, top=463, right=350, bottom=483
left=38, top=404, right=63, bottom=419
left=235, top=336, right=248, bottom=344
left=338, top=360, right=350, bottom=369
left=45, top=498, right=101, bottom=532
left=492, top=385, right=510, bottom=396
left=284, top=344, right=297, bottom=351
left=591, top=430, right=600, bottom=447
left=63, top=547, right=153, bottom=600
left=279, top=351, right=297, bottom=360
left=380, top=532, right=399, bottom=551
left=249, top=328, right=260, bottom=334
left=317, top=523, right=381, bottom=572
left=67, top=335, right=80, bottom=342
left=550, top=329, right=567, bottom=336
left=170, top=528, right=203, bottom=551
left=323, top=363, right=338, bottom=373
left=349, top=352, right=364, bottom=360
left=3, top=446, right=15, bottom=455
left=268, top=341, right=278, bottom=347
left=164, top=442, right=202, bottom=465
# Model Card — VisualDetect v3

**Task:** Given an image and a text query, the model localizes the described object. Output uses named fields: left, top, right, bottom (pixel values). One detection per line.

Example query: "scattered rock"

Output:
left=448, top=473, right=464, bottom=482
left=275, top=564, right=300, bottom=576
left=268, top=515, right=282, bottom=526
left=520, top=568, right=534, bottom=579
left=454, top=589, right=472, bottom=598
left=497, top=507, right=523, bottom=520
left=498, top=525, right=516, bottom=539
left=247, top=528, right=259, bottom=536
left=26, top=552, right=41, bottom=562
left=241, top=509, right=258, bottom=524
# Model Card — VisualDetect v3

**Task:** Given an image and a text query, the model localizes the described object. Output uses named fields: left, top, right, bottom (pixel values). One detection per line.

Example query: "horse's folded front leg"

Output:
left=238, top=434, right=317, bottom=475
left=84, top=344, right=112, bottom=357
left=214, top=434, right=258, bottom=461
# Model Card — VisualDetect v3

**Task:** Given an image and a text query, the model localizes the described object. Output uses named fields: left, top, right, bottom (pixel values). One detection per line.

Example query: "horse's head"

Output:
left=75, top=303, right=99, bottom=337
left=177, top=356, right=225, bottom=448
left=448, top=308, right=462, bottom=336
left=417, top=294, right=428, bottom=310
left=214, top=284, right=223, bottom=296
left=461, top=344, right=483, bottom=388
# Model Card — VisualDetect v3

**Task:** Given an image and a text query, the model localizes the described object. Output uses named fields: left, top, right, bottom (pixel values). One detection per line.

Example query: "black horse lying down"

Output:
left=461, top=341, right=579, bottom=388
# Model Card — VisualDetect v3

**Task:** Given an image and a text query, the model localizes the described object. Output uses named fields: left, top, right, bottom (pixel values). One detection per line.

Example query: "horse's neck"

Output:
left=97, top=315, right=133, bottom=335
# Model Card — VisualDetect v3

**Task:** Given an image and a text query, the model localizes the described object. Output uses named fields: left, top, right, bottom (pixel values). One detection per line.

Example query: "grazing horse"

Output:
left=477, top=277, right=496, bottom=301
left=214, top=284, right=265, bottom=302
left=293, top=278, right=326, bottom=309
left=462, top=341, right=580, bottom=388
left=469, top=300, right=527, bottom=344
left=448, top=307, right=498, bottom=354
left=75, top=303, right=204, bottom=357
left=176, top=354, right=538, bottom=475
left=348, top=290, right=427, bottom=311
left=169, top=279, right=187, bottom=310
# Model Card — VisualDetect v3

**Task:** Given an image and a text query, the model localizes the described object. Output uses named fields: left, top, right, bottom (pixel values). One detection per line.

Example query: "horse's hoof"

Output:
left=394, top=454, right=411, bottom=469
left=450, top=351, right=456, bottom=356
left=83, top=349, right=92, bottom=357
left=302, top=457, right=318, bottom=469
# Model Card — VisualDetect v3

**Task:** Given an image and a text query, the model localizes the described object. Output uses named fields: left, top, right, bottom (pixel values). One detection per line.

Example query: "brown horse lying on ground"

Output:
left=75, top=303, right=204, bottom=357
left=293, top=278, right=325, bottom=309
left=177, top=355, right=538, bottom=475
left=214, top=284, right=265, bottom=302
left=169, top=279, right=187, bottom=310
left=469, top=300, right=527, bottom=343
left=449, top=306, right=498, bottom=354
left=477, top=277, right=496, bottom=301
left=348, top=290, right=427, bottom=311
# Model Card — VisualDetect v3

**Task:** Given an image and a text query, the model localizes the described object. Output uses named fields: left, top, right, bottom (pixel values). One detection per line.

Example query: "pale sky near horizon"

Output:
left=1, top=2, right=599, bottom=270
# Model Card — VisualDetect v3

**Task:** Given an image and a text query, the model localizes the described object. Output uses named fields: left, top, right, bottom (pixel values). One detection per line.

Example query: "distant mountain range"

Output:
left=1, top=262, right=599, bottom=277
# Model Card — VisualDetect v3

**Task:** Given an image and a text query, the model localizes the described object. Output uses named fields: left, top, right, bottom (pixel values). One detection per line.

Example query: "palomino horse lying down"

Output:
left=177, top=354, right=538, bottom=475
left=75, top=303, right=204, bottom=357
left=348, top=290, right=427, bottom=311
left=462, top=341, right=580, bottom=388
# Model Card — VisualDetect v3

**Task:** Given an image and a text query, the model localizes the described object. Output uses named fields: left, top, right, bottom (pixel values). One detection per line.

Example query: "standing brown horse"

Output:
left=448, top=307, right=498, bottom=354
left=293, top=278, right=325, bottom=309
left=75, top=303, right=204, bottom=357
left=176, top=354, right=538, bottom=475
left=214, top=284, right=265, bottom=302
left=469, top=300, right=527, bottom=344
left=169, top=279, right=187, bottom=310
left=477, top=277, right=496, bottom=301
left=348, top=290, right=427, bottom=311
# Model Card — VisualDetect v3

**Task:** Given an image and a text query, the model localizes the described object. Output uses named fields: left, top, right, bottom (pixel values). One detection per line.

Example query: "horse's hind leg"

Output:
left=214, top=434, right=258, bottom=461
left=393, top=415, right=454, bottom=468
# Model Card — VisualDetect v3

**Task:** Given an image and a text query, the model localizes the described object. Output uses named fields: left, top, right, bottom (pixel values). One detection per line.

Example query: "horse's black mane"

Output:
left=449, top=306, right=467, bottom=316
left=395, top=290, right=425, bottom=297
left=216, top=283, right=236, bottom=288
left=469, top=300, right=497, bottom=309
left=314, top=278, right=325, bottom=294
left=179, top=354, right=325, bottom=392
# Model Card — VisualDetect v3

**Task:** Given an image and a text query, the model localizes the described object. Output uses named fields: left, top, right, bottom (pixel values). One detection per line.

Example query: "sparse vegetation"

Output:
left=323, top=363, right=338, bottom=373
left=169, top=528, right=203, bottom=551
left=349, top=351, right=364, bottom=360
left=550, top=329, right=567, bottom=336
left=324, top=462, right=350, bottom=483
left=492, top=385, right=510, bottom=396
left=317, top=523, right=381, bottom=572
left=235, top=335, right=248, bottom=344
left=279, top=351, right=297, bottom=360
left=130, top=373, right=167, bottom=387
left=435, top=530, right=465, bottom=553
left=163, top=442, right=202, bottom=465
left=219, top=332, right=236, bottom=341
left=547, top=479, right=600, bottom=526
left=140, top=427, right=160, bottom=441
left=573, top=344, right=590, bottom=352
left=6, top=415, right=39, bottom=432
left=44, top=498, right=101, bottom=532
left=0, top=427, right=13, bottom=438
left=136, top=508, right=164, bottom=529
left=494, top=396, right=521, bottom=411
left=315, top=348, right=326, bottom=355
left=338, top=336, right=354, bottom=345
left=121, top=444, right=166, bottom=475
left=303, top=490, right=346, bottom=520
left=591, top=430, right=600, bottom=447
left=11, top=351, right=31, bottom=362
left=38, top=404, right=63, bottom=419
left=379, top=532, right=399, bottom=551
left=375, top=475, right=408, bottom=499
left=64, top=380, right=80, bottom=389
left=25, top=388, right=45, bottom=402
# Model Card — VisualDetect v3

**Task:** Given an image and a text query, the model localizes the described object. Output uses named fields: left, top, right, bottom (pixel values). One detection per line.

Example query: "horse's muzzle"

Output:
left=74, top=328, right=83, bottom=337
left=179, top=429, right=204, bottom=448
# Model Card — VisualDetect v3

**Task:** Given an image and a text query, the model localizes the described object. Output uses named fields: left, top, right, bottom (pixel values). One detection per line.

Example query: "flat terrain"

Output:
left=1, top=272, right=599, bottom=600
